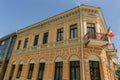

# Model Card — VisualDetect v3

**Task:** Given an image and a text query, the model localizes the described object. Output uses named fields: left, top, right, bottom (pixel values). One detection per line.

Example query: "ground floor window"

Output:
left=9, top=64, right=16, bottom=80
left=70, top=61, right=80, bottom=80
left=38, top=63, right=45, bottom=80
left=54, top=62, right=63, bottom=80
left=27, top=63, right=34, bottom=79
left=89, top=61, right=101, bottom=80
left=16, top=64, right=23, bottom=78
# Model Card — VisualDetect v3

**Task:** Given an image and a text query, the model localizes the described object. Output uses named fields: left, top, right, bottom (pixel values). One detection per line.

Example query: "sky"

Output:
left=0, top=0, right=120, bottom=61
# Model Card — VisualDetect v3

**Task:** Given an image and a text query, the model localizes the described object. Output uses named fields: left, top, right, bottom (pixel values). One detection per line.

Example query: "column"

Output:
left=32, top=63, right=39, bottom=80
left=63, top=61, right=69, bottom=80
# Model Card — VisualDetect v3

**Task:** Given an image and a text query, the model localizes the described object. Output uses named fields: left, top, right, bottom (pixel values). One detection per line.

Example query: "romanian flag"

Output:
left=107, top=27, right=115, bottom=37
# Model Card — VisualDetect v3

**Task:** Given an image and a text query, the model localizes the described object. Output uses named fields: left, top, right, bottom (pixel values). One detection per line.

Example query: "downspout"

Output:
left=79, top=6, right=85, bottom=80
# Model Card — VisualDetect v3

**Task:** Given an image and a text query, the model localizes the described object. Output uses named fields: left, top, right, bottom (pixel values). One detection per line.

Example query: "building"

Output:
left=4, top=4, right=118, bottom=80
left=0, top=32, right=16, bottom=80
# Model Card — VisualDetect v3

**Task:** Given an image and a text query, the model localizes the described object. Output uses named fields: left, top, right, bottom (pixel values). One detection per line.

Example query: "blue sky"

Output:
left=0, top=0, right=120, bottom=60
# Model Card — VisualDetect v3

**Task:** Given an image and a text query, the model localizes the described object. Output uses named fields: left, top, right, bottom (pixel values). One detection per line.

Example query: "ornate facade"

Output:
left=4, top=4, right=118, bottom=80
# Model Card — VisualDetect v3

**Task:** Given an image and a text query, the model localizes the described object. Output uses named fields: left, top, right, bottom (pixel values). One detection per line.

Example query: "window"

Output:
left=9, top=64, right=16, bottom=80
left=27, top=63, right=34, bottom=79
left=33, top=35, right=39, bottom=46
left=70, top=61, right=80, bottom=80
left=23, top=38, right=29, bottom=48
left=16, top=64, right=23, bottom=78
left=17, top=40, right=21, bottom=49
left=57, top=28, right=63, bottom=41
left=54, top=62, right=63, bottom=80
left=87, top=23, right=96, bottom=38
left=89, top=61, right=101, bottom=80
left=70, top=24, right=78, bottom=39
left=43, top=32, right=49, bottom=44
left=38, top=63, right=45, bottom=80
left=87, top=23, right=95, bottom=32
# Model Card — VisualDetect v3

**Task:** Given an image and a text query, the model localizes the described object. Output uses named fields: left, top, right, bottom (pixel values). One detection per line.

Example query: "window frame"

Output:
left=57, top=28, right=63, bottom=41
left=17, top=40, right=21, bottom=50
left=33, top=35, right=39, bottom=46
left=54, top=62, right=63, bottom=80
left=23, top=38, right=29, bottom=48
left=43, top=32, right=49, bottom=44
left=70, top=24, right=78, bottom=39
left=16, top=64, right=23, bottom=78
left=70, top=61, right=80, bottom=80
left=27, top=63, right=34, bottom=79
left=38, top=63, right=45, bottom=80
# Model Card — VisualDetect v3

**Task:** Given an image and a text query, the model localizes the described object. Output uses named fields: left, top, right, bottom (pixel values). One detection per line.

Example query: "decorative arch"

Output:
left=40, top=58, right=46, bottom=63
left=89, top=55, right=100, bottom=61
left=55, top=56, right=63, bottom=62
left=12, top=61, right=16, bottom=64
left=29, top=59, right=35, bottom=63
left=69, top=55, right=80, bottom=61
left=20, top=61, right=24, bottom=64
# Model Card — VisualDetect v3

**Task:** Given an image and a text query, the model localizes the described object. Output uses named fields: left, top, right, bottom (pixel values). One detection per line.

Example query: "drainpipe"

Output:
left=79, top=6, right=85, bottom=80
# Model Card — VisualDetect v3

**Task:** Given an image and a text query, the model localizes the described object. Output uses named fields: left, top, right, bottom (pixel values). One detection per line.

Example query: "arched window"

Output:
left=54, top=57, right=63, bottom=80
left=89, top=55, right=101, bottom=80
left=69, top=55, right=80, bottom=80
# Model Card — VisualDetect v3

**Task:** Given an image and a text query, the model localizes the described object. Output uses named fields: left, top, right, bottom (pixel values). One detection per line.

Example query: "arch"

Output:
left=29, top=59, right=35, bottom=63
left=55, top=56, right=63, bottom=62
left=40, top=58, right=46, bottom=63
left=69, top=55, right=80, bottom=61
left=20, top=61, right=24, bottom=64
left=89, top=55, right=100, bottom=61
left=12, top=61, right=16, bottom=64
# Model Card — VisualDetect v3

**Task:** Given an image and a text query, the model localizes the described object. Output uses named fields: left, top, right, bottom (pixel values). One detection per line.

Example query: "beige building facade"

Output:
left=4, top=5, right=118, bottom=80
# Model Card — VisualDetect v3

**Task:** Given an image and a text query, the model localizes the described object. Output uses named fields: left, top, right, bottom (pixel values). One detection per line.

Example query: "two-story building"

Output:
left=4, top=4, right=118, bottom=80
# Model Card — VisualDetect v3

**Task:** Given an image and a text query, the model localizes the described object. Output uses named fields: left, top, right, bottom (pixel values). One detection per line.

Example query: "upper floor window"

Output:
left=23, top=38, right=29, bottom=48
left=17, top=40, right=21, bottom=50
left=70, top=24, right=78, bottom=39
left=57, top=28, right=63, bottom=41
left=87, top=23, right=95, bottom=32
left=43, top=32, right=49, bottom=44
left=33, top=35, right=39, bottom=46
left=27, top=63, right=34, bottom=79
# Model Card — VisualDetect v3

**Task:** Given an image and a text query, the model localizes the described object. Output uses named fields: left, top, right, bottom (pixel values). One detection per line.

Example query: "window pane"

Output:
left=16, top=64, right=23, bottom=78
left=23, top=38, right=29, bottom=48
left=89, top=61, right=101, bottom=80
left=17, top=40, right=21, bottom=49
left=27, top=63, right=34, bottom=79
left=87, top=23, right=95, bottom=32
left=70, top=24, right=78, bottom=39
left=33, top=35, right=39, bottom=46
left=43, top=32, right=49, bottom=44
left=54, top=62, right=63, bottom=80
left=57, top=28, right=63, bottom=41
left=70, top=61, right=80, bottom=80
left=38, top=63, right=45, bottom=80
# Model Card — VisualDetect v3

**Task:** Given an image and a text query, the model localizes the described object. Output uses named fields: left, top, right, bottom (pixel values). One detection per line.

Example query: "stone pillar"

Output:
left=63, top=61, right=69, bottom=80
left=21, top=63, right=29, bottom=80
left=32, top=63, right=39, bottom=80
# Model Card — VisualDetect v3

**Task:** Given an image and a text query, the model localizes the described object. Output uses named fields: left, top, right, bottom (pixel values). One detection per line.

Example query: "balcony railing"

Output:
left=84, top=32, right=108, bottom=41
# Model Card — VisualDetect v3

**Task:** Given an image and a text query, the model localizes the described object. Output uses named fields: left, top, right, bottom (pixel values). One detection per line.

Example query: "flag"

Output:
left=107, top=27, right=115, bottom=37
